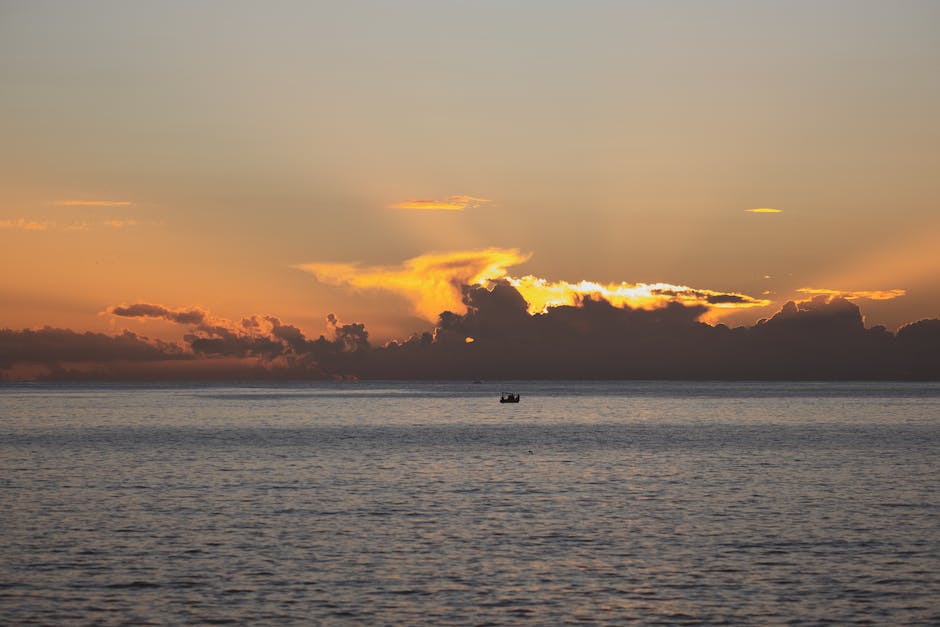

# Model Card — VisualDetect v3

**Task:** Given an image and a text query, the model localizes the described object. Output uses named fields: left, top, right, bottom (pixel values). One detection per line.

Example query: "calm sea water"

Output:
left=2, top=381, right=939, bottom=624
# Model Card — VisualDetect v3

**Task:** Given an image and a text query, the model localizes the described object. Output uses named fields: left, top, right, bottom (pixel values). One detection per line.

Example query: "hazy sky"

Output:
left=2, top=0, right=939, bottom=342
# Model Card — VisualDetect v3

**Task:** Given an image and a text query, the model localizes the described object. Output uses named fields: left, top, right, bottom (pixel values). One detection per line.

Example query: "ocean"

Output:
left=2, top=381, right=938, bottom=624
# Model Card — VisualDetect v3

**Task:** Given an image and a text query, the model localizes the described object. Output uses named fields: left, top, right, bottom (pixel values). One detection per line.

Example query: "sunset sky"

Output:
left=2, top=1, right=939, bottom=355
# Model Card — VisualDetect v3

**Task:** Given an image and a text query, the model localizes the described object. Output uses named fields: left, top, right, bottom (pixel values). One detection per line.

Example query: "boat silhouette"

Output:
left=499, top=393, right=520, bottom=403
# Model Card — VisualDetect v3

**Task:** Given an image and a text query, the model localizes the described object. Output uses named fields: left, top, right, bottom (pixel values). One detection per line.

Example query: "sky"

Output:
left=1, top=1, right=939, bottom=378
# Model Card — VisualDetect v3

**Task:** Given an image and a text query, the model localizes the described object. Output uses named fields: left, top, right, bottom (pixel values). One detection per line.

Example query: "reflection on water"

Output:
left=2, top=382, right=939, bottom=623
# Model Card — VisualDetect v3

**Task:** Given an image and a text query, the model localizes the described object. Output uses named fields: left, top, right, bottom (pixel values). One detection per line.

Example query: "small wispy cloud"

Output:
left=0, top=218, right=53, bottom=231
left=54, top=200, right=133, bottom=207
left=745, top=208, right=782, bottom=214
left=797, top=287, right=906, bottom=301
left=102, top=219, right=137, bottom=228
left=389, top=195, right=492, bottom=211
left=108, top=303, right=209, bottom=325
left=2, top=218, right=144, bottom=232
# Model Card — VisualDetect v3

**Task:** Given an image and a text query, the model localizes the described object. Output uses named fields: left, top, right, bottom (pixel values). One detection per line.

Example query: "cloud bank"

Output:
left=362, top=287, right=937, bottom=380
left=3, top=288, right=938, bottom=381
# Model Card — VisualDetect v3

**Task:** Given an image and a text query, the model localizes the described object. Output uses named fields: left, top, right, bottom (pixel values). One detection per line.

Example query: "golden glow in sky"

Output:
left=388, top=196, right=492, bottom=211
left=508, top=276, right=770, bottom=314
left=297, top=249, right=531, bottom=320
left=1, top=2, right=939, bottom=344
left=298, top=248, right=771, bottom=323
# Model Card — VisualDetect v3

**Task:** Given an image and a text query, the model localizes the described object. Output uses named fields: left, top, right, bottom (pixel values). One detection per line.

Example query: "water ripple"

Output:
left=1, top=381, right=938, bottom=624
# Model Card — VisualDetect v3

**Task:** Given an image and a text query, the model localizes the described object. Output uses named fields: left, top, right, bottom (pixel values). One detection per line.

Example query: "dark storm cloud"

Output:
left=363, top=282, right=717, bottom=379
left=359, top=285, right=939, bottom=380
left=705, top=293, right=749, bottom=305
left=4, top=288, right=939, bottom=381
left=182, top=312, right=368, bottom=365
left=0, top=327, right=186, bottom=369
left=895, top=319, right=940, bottom=377
left=171, top=311, right=370, bottom=378
left=109, top=303, right=207, bottom=325
left=0, top=327, right=193, bottom=380
left=0, top=306, right=372, bottom=380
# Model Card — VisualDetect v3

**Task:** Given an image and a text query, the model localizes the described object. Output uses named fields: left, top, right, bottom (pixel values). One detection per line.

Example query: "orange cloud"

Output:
left=10, top=219, right=145, bottom=231
left=797, top=287, right=906, bottom=301
left=54, top=200, right=133, bottom=207
left=297, top=248, right=530, bottom=320
left=509, top=277, right=770, bottom=314
left=745, top=208, right=782, bottom=213
left=388, top=195, right=492, bottom=211
left=299, top=248, right=771, bottom=322
left=0, top=218, right=53, bottom=231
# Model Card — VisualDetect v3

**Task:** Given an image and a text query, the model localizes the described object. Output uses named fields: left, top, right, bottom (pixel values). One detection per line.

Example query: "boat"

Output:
left=499, top=393, right=520, bottom=403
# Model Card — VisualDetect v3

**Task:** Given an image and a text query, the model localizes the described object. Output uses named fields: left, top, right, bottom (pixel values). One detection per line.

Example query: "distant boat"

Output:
left=500, top=393, right=520, bottom=403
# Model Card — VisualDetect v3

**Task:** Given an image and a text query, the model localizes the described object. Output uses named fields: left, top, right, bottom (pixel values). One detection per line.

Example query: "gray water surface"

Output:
left=2, top=381, right=939, bottom=624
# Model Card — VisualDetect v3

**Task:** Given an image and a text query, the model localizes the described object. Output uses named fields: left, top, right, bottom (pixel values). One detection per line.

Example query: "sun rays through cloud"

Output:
left=298, top=248, right=771, bottom=322
left=297, top=248, right=530, bottom=320
left=508, top=277, right=770, bottom=315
